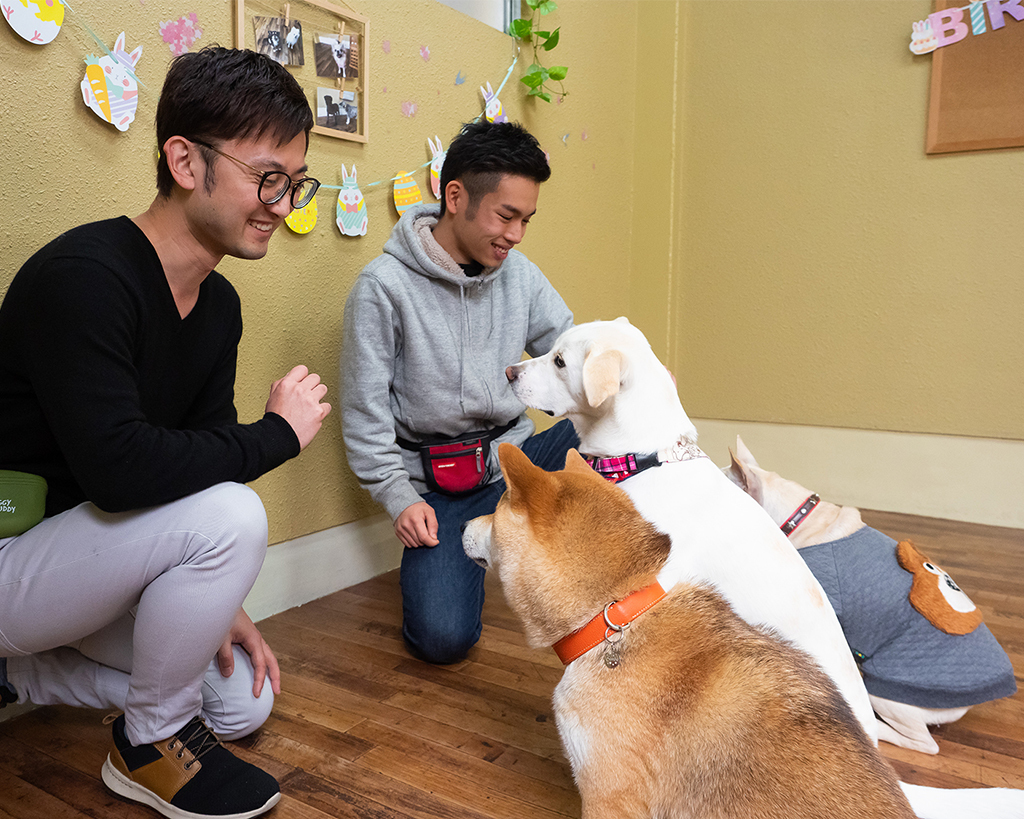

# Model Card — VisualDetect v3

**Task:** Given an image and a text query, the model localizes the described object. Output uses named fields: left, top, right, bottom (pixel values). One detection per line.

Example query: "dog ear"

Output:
left=582, top=348, right=623, bottom=408
left=497, top=442, right=549, bottom=509
left=723, top=449, right=748, bottom=491
left=563, top=448, right=594, bottom=476
left=734, top=436, right=761, bottom=468
left=728, top=448, right=765, bottom=502
left=613, top=316, right=631, bottom=325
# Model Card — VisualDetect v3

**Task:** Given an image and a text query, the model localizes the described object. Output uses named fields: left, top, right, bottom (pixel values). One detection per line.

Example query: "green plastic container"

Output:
left=0, top=470, right=47, bottom=538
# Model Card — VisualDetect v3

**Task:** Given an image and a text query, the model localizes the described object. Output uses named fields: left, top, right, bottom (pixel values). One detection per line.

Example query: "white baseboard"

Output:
left=245, top=513, right=403, bottom=622
left=692, top=419, right=1024, bottom=530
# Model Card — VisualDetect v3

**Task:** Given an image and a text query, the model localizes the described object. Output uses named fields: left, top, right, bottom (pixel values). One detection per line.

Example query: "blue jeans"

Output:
left=399, top=419, right=579, bottom=664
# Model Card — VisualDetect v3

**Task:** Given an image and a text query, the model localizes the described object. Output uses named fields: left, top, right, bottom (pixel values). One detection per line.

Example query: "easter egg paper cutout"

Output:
left=4, top=0, right=65, bottom=45
left=286, top=196, right=318, bottom=234
left=393, top=172, right=422, bottom=217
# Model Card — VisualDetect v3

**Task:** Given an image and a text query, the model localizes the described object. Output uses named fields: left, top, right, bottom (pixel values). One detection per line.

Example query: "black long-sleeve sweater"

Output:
left=0, top=217, right=299, bottom=517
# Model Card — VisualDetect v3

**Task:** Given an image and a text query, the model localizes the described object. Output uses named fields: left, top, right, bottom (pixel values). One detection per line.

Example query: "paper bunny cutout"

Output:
left=336, top=164, right=368, bottom=237
left=81, top=32, right=143, bottom=132
left=428, top=136, right=447, bottom=200
left=480, top=81, right=508, bottom=124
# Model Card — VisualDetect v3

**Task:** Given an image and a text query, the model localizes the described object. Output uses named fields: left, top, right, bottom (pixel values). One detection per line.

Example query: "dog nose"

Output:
left=505, top=365, right=517, bottom=383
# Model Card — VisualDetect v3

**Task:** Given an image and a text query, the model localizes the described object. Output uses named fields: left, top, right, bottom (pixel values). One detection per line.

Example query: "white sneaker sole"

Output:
left=102, top=754, right=281, bottom=819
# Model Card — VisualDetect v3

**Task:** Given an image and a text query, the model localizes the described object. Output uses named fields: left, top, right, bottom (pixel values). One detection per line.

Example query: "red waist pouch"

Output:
left=397, top=419, right=517, bottom=496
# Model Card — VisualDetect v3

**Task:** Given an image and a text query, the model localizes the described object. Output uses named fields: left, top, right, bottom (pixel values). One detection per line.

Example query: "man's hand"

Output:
left=395, top=501, right=440, bottom=548
left=217, top=608, right=281, bottom=698
left=266, top=365, right=331, bottom=450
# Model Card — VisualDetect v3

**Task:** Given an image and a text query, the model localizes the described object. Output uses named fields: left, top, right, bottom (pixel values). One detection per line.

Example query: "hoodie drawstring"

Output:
left=458, top=284, right=468, bottom=412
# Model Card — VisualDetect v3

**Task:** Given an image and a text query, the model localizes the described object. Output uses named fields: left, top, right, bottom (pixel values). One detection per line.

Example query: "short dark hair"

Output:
left=438, top=120, right=551, bottom=216
left=155, top=47, right=313, bottom=197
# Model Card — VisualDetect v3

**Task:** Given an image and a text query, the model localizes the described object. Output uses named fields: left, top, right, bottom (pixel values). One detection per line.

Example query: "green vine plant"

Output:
left=509, top=0, right=568, bottom=103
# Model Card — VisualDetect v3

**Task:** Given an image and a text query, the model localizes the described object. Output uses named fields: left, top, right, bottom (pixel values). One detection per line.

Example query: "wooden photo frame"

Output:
left=925, top=0, right=1024, bottom=154
left=234, top=0, right=369, bottom=143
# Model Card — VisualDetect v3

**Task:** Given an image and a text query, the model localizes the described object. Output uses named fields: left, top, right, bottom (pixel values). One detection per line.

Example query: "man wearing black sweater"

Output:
left=0, top=48, right=330, bottom=819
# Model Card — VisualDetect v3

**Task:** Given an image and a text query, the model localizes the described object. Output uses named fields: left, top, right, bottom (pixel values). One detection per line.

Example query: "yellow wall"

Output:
left=671, top=0, right=1024, bottom=441
left=3, top=0, right=1020, bottom=547
left=0, top=0, right=640, bottom=544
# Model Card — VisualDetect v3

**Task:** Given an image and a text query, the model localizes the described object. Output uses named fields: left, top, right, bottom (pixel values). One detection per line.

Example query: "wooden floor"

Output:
left=0, top=509, right=1022, bottom=818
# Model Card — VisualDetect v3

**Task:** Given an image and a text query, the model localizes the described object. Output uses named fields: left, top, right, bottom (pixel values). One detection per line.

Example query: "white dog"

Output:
left=504, top=317, right=1024, bottom=819
left=724, top=436, right=1017, bottom=755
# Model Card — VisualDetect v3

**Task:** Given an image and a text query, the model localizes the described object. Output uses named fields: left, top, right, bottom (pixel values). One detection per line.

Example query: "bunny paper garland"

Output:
left=480, top=81, right=508, bottom=124
left=81, top=32, right=143, bottom=132
left=337, top=165, right=368, bottom=237
left=427, top=136, right=447, bottom=200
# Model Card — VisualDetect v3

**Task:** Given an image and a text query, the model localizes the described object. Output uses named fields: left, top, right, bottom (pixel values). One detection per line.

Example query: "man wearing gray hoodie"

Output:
left=341, top=121, right=577, bottom=663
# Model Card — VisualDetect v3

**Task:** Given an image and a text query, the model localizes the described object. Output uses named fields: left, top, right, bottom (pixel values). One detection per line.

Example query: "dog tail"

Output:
left=901, top=781, right=1024, bottom=818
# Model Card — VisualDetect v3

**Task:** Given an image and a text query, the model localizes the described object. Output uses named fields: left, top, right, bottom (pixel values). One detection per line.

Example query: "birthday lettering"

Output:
left=987, top=0, right=1024, bottom=29
left=916, top=0, right=1023, bottom=54
left=929, top=7, right=969, bottom=46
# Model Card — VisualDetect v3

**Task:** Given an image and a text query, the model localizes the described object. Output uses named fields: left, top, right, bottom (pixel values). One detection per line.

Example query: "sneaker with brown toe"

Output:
left=101, top=713, right=280, bottom=819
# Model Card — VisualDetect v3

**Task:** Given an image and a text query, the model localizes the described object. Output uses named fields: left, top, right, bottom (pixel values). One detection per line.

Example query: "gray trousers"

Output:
left=0, top=483, right=273, bottom=745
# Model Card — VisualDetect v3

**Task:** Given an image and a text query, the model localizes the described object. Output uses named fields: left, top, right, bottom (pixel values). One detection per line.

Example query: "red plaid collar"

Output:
left=585, top=440, right=707, bottom=484
left=585, top=452, right=661, bottom=484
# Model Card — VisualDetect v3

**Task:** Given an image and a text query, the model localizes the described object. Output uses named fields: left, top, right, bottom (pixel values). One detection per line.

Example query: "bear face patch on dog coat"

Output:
left=797, top=526, right=1016, bottom=709
left=896, top=541, right=984, bottom=636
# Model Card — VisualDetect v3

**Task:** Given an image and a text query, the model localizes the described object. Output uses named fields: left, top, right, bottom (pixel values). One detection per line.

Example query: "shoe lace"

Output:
left=167, top=718, right=223, bottom=770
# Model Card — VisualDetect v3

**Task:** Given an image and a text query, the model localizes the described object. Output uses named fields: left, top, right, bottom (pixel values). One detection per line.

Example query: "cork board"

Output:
left=926, top=0, right=1024, bottom=154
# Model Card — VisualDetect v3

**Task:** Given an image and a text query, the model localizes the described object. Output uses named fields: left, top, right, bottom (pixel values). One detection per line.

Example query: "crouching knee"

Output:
left=403, top=620, right=480, bottom=665
left=201, top=645, right=274, bottom=741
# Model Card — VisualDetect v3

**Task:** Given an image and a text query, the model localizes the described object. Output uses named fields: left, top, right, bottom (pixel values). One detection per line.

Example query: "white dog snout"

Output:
left=462, top=514, right=494, bottom=569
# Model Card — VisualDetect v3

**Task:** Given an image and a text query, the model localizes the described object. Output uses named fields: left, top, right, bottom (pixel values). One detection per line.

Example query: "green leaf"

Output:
left=537, top=0, right=557, bottom=15
left=530, top=89, right=553, bottom=102
left=520, top=72, right=545, bottom=90
left=525, top=0, right=543, bottom=8
left=547, top=65, right=568, bottom=81
left=508, top=18, right=532, bottom=39
left=541, top=28, right=560, bottom=50
left=534, top=30, right=551, bottom=39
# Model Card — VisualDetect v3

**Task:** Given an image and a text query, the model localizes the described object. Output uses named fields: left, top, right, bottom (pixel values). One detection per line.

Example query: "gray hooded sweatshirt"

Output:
left=340, top=202, right=573, bottom=521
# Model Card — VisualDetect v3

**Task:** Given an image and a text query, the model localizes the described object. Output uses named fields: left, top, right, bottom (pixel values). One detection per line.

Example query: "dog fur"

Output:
left=502, top=317, right=1024, bottom=819
left=463, top=444, right=914, bottom=819
left=503, top=318, right=877, bottom=740
left=724, top=436, right=1017, bottom=755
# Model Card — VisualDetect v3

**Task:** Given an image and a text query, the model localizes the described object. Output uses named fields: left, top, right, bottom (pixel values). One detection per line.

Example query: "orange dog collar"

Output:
left=553, top=581, right=667, bottom=665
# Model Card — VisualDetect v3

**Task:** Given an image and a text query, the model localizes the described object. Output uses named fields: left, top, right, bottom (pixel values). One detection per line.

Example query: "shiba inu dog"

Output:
left=463, top=444, right=914, bottom=819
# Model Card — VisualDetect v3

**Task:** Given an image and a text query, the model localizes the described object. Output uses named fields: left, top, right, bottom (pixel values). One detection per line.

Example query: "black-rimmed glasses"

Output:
left=192, top=139, right=320, bottom=209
